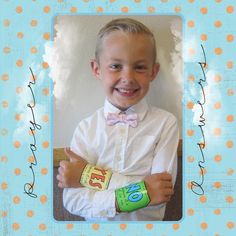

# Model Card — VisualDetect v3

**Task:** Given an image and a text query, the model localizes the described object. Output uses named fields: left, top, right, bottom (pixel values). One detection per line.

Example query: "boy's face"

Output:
left=91, top=31, right=160, bottom=110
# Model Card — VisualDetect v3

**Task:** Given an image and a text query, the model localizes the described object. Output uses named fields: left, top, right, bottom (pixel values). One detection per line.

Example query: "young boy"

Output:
left=57, top=18, right=179, bottom=221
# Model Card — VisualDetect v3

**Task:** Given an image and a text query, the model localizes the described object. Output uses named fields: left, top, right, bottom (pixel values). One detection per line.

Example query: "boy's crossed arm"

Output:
left=57, top=148, right=174, bottom=213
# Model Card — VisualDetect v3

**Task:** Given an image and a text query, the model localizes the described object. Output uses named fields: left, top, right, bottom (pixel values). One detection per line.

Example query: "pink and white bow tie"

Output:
left=106, top=113, right=138, bottom=128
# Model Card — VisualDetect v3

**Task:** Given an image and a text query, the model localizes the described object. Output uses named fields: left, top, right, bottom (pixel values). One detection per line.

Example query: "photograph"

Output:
left=47, top=15, right=183, bottom=221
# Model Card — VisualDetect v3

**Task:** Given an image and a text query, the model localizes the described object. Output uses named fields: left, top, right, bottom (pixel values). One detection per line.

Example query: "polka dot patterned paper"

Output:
left=0, top=1, right=236, bottom=235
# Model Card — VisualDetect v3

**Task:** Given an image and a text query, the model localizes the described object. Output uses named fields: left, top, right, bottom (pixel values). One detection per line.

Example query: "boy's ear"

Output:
left=150, top=63, right=160, bottom=82
left=90, top=59, right=101, bottom=80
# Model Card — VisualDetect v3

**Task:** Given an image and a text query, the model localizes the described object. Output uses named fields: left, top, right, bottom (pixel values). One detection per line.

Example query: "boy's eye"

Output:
left=109, top=64, right=122, bottom=70
left=135, top=65, right=147, bottom=72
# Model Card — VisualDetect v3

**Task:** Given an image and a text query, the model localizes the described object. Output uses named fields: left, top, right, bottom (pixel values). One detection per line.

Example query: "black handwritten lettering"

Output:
left=24, top=67, right=41, bottom=198
left=191, top=45, right=207, bottom=196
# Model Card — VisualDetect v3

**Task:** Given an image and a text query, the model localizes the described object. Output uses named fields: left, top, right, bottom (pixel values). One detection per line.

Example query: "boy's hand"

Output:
left=144, top=172, right=174, bottom=206
left=57, top=148, right=88, bottom=188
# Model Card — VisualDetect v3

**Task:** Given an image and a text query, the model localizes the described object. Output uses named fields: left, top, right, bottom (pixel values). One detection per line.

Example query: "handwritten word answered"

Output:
left=24, top=67, right=41, bottom=198
left=191, top=45, right=207, bottom=196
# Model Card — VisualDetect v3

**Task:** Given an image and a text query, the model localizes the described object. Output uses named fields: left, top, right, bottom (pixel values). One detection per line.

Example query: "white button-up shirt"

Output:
left=63, top=99, right=179, bottom=221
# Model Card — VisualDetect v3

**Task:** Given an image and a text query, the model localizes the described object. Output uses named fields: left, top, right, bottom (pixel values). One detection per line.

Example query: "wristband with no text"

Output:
left=115, top=181, right=150, bottom=212
left=80, top=164, right=112, bottom=191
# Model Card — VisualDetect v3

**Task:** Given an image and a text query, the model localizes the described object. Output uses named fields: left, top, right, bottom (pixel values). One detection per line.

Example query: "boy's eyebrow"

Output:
left=109, top=58, right=148, bottom=63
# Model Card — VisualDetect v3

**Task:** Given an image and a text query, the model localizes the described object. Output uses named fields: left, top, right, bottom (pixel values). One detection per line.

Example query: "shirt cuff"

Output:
left=92, top=189, right=117, bottom=218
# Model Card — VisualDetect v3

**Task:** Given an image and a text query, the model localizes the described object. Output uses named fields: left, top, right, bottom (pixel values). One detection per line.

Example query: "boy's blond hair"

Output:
left=95, top=18, right=156, bottom=63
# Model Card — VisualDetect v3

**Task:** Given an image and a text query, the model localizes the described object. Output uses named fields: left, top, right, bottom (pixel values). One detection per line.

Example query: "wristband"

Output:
left=115, top=181, right=150, bottom=212
left=80, top=164, right=112, bottom=191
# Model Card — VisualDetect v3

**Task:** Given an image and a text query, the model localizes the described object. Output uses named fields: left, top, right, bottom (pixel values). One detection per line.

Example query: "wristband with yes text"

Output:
left=115, top=181, right=150, bottom=212
left=80, top=164, right=112, bottom=191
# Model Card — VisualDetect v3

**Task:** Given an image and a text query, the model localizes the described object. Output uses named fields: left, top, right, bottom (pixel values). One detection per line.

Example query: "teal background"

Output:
left=0, top=0, right=236, bottom=235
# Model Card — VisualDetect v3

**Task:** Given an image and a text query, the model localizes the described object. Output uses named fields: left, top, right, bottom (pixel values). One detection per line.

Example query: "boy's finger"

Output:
left=159, top=172, right=172, bottom=181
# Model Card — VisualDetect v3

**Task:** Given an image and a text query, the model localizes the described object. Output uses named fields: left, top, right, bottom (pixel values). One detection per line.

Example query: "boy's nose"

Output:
left=121, top=68, right=135, bottom=83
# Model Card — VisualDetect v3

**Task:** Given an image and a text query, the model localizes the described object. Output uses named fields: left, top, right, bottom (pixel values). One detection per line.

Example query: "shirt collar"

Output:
left=104, top=98, right=149, bottom=122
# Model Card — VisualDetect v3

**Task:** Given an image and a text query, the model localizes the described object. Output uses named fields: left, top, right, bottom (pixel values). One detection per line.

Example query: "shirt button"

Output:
left=120, top=128, right=125, bottom=135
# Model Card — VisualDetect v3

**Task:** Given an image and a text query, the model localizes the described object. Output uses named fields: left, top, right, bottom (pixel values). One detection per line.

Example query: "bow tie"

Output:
left=106, top=112, right=138, bottom=128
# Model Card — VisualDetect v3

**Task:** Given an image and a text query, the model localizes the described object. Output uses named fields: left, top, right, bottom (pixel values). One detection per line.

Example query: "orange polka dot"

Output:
left=214, top=101, right=221, bottom=109
left=43, top=6, right=51, bottom=13
left=187, top=101, right=194, bottom=109
left=96, top=7, right=103, bottom=13
left=148, top=7, right=156, bottom=13
left=16, top=86, right=23, bottom=94
left=188, top=20, right=195, bottom=28
left=30, top=47, right=37, bottom=54
left=227, top=34, right=234, bottom=42
left=121, top=7, right=129, bottom=13
left=92, top=224, right=99, bottom=230
left=227, top=168, right=234, bottom=176
left=27, top=210, right=34, bottom=217
left=160, top=0, right=168, bottom=2
left=120, top=224, right=127, bottom=230
left=214, top=182, right=221, bottom=188
left=146, top=224, right=153, bottom=230
left=188, top=0, right=194, bottom=3
left=1, top=182, right=8, bottom=190
left=173, top=224, right=179, bottom=230
left=227, top=222, right=235, bottom=229
left=16, top=60, right=23, bottom=67
left=187, top=129, right=194, bottom=136
left=71, top=7, right=77, bottom=13
left=42, top=141, right=49, bottom=148
left=15, top=113, right=22, bottom=121
left=17, top=32, right=24, bottom=39
left=42, top=115, right=49, bottom=122
left=67, top=224, right=74, bottom=230
left=43, top=32, right=50, bottom=40
left=200, top=7, right=208, bottom=14
left=214, top=154, right=222, bottom=162
left=188, top=156, right=195, bottom=163
left=188, top=48, right=196, bottom=56
left=42, top=88, right=49, bottom=96
left=215, top=0, right=222, bottom=2
left=226, top=115, right=234, bottom=122
left=214, top=208, right=221, bottom=215
left=188, top=75, right=195, bottom=81
left=13, top=196, right=21, bottom=204
left=214, top=48, right=222, bottom=55
left=110, top=0, right=116, bottom=2
left=14, top=168, right=21, bottom=176
left=226, top=5, right=234, bottom=14
left=201, top=222, right=208, bottom=230
left=39, top=224, right=46, bottom=230
left=2, top=100, right=9, bottom=108
left=3, top=19, right=11, bottom=27
left=226, top=140, right=233, bottom=148
left=14, top=141, right=21, bottom=148
left=199, top=195, right=207, bottom=203
left=227, top=88, right=234, bottom=96
left=41, top=168, right=48, bottom=175
left=187, top=208, right=194, bottom=216
left=31, top=19, right=38, bottom=27
left=227, top=61, right=233, bottom=69
left=201, top=34, right=208, bottom=41
left=40, top=195, right=47, bottom=204
left=28, top=156, right=35, bottom=164
left=1, top=211, right=7, bottom=217
left=214, top=20, right=222, bottom=28
left=199, top=168, right=207, bottom=176
left=16, top=6, right=23, bottom=13
left=42, top=62, right=49, bottom=69
left=174, top=6, right=181, bottom=13
left=3, top=47, right=11, bottom=54
left=226, top=196, right=234, bottom=203
left=12, top=223, right=20, bottom=230
left=214, top=128, right=221, bottom=136
left=0, top=156, right=8, bottom=163
left=1, top=74, right=9, bottom=81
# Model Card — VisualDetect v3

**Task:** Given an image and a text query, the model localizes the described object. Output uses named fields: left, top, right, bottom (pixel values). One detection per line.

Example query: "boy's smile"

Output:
left=91, top=31, right=160, bottom=110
